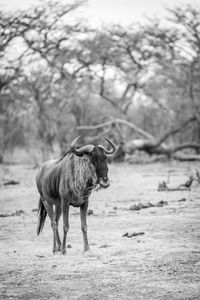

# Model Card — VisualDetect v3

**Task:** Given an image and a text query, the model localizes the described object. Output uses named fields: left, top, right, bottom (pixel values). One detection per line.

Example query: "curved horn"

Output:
left=98, top=138, right=117, bottom=155
left=71, top=136, right=94, bottom=157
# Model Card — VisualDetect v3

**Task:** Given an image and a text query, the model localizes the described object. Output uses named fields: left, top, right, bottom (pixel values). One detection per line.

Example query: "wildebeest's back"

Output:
left=36, top=158, right=62, bottom=200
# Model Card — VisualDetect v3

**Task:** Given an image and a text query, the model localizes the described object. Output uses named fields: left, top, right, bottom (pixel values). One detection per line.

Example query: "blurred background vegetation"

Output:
left=1, top=0, right=200, bottom=163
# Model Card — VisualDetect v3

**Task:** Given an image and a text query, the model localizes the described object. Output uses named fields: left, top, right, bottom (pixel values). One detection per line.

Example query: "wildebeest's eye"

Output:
left=88, top=153, right=96, bottom=163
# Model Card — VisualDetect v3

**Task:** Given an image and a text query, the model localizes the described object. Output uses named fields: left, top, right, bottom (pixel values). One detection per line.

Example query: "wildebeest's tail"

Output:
left=37, top=197, right=47, bottom=235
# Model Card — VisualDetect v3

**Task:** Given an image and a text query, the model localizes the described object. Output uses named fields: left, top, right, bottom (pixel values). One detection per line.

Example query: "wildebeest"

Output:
left=36, top=136, right=116, bottom=254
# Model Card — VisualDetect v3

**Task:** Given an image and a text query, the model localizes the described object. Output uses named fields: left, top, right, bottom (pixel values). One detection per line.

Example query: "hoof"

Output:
left=83, top=249, right=94, bottom=257
left=84, top=246, right=90, bottom=252
left=83, top=250, right=101, bottom=259
left=61, top=249, right=66, bottom=255
left=52, top=247, right=61, bottom=254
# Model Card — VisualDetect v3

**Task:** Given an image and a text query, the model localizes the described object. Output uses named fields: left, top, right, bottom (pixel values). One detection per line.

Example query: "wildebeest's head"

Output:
left=71, top=136, right=117, bottom=188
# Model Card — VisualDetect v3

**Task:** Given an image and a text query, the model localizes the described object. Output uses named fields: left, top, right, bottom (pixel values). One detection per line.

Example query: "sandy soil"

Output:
left=0, top=161, right=200, bottom=299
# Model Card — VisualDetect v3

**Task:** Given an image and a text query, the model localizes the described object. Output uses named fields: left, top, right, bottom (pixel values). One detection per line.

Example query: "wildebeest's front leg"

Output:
left=80, top=200, right=90, bottom=252
left=61, top=197, right=70, bottom=255
left=55, top=202, right=62, bottom=251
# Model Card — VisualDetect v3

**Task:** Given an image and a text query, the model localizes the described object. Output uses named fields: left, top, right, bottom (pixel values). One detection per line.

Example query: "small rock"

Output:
left=36, top=255, right=45, bottom=258
left=178, top=198, right=186, bottom=202
left=129, top=202, right=154, bottom=211
left=99, top=244, right=109, bottom=248
left=52, top=265, right=57, bottom=268
left=156, top=200, right=168, bottom=207
left=88, top=209, right=93, bottom=215
left=14, top=210, right=25, bottom=216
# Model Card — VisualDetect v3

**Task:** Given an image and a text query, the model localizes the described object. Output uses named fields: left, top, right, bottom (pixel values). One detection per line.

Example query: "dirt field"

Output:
left=0, top=161, right=200, bottom=299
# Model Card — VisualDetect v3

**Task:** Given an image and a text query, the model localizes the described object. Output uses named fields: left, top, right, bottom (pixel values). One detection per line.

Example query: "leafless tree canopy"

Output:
left=1, top=0, right=200, bottom=162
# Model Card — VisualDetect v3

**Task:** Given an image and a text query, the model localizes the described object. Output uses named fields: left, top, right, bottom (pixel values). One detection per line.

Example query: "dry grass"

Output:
left=0, top=161, right=200, bottom=299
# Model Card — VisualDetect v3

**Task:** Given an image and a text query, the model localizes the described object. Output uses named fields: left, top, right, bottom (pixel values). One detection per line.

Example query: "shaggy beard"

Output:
left=94, top=184, right=102, bottom=192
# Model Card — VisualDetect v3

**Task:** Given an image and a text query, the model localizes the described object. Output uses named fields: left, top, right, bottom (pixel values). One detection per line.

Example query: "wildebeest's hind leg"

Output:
left=80, top=201, right=90, bottom=252
left=55, top=202, right=61, bottom=251
left=43, top=200, right=58, bottom=254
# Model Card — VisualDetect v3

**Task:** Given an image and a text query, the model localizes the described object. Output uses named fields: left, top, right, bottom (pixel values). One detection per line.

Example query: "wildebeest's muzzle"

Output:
left=98, top=177, right=110, bottom=189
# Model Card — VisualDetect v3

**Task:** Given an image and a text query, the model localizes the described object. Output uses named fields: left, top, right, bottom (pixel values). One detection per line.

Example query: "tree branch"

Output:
left=77, top=118, right=154, bottom=140
left=153, top=116, right=196, bottom=147
left=172, top=142, right=200, bottom=153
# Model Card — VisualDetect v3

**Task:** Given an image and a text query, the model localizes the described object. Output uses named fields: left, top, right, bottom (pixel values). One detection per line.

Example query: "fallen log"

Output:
left=77, top=117, right=200, bottom=161
left=129, top=200, right=168, bottom=210
left=3, top=180, right=20, bottom=186
left=157, top=177, right=193, bottom=191
left=122, top=232, right=145, bottom=238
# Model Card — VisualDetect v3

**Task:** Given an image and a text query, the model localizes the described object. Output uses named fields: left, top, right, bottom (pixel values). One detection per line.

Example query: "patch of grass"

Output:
left=0, top=210, right=25, bottom=217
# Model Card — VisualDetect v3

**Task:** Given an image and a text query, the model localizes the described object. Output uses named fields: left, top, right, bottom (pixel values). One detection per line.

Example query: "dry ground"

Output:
left=0, top=161, right=200, bottom=299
